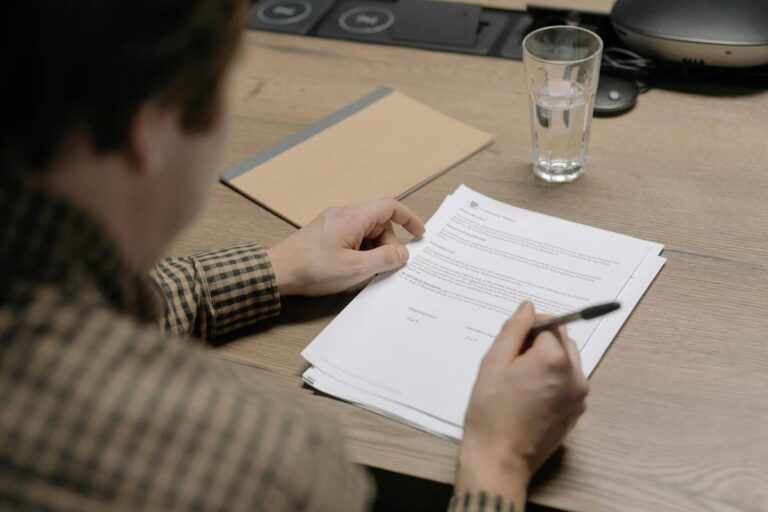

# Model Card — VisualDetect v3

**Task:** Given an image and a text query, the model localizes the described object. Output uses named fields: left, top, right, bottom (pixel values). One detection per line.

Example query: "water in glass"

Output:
left=531, top=79, right=595, bottom=183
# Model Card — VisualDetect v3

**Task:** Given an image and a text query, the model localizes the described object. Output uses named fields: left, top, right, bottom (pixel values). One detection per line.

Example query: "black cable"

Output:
left=601, top=47, right=655, bottom=78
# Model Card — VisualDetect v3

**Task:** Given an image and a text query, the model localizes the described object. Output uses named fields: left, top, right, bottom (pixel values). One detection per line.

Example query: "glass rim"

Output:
left=522, top=25, right=604, bottom=65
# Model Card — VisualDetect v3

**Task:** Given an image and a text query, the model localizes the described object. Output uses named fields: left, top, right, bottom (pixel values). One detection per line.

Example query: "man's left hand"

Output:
left=267, top=199, right=426, bottom=296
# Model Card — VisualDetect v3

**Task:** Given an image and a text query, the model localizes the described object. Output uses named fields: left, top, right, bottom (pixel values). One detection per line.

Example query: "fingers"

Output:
left=352, top=244, right=409, bottom=277
left=484, top=301, right=536, bottom=364
left=524, top=314, right=580, bottom=370
left=562, top=331, right=584, bottom=376
left=375, top=223, right=399, bottom=247
left=367, top=221, right=397, bottom=245
left=533, top=322, right=584, bottom=376
left=356, top=223, right=406, bottom=276
left=526, top=327, right=589, bottom=397
left=345, top=211, right=415, bottom=283
left=527, top=330, right=571, bottom=371
left=358, top=199, right=426, bottom=237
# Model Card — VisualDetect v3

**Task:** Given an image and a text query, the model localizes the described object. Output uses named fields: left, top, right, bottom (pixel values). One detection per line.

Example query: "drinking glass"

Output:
left=523, top=26, right=603, bottom=183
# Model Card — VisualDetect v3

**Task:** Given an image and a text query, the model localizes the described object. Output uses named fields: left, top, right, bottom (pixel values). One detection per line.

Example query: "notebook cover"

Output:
left=221, top=86, right=494, bottom=227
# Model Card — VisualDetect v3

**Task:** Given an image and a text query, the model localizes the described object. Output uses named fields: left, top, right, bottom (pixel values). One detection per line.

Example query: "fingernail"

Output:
left=517, top=300, right=532, bottom=312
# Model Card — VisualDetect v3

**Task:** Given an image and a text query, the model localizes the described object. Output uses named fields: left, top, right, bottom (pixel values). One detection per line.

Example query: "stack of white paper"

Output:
left=302, top=185, right=665, bottom=441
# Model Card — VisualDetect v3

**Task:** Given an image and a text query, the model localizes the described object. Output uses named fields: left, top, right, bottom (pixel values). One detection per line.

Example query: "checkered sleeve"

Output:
left=448, top=492, right=516, bottom=512
left=150, top=243, right=281, bottom=340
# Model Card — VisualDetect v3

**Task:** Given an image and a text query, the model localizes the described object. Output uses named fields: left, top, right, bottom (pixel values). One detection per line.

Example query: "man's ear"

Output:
left=125, top=101, right=174, bottom=177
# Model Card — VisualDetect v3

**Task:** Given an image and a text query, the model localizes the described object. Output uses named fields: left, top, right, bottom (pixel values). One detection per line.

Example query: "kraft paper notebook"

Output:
left=220, top=86, right=494, bottom=227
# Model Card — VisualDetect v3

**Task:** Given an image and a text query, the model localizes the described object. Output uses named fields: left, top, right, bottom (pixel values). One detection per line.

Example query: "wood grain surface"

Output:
left=168, top=9, right=768, bottom=511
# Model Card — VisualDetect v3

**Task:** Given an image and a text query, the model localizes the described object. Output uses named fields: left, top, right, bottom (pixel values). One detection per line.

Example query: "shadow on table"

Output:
left=278, top=290, right=361, bottom=324
left=211, top=288, right=363, bottom=346
left=370, top=467, right=567, bottom=512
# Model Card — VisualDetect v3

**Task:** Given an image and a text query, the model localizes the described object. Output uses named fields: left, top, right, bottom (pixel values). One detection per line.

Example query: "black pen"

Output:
left=529, top=301, right=621, bottom=340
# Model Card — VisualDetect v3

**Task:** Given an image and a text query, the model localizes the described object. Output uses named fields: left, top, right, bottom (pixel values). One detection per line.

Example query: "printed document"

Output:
left=302, top=185, right=665, bottom=440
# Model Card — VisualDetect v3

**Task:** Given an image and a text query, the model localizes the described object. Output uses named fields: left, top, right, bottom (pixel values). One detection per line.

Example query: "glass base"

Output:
left=532, top=160, right=586, bottom=183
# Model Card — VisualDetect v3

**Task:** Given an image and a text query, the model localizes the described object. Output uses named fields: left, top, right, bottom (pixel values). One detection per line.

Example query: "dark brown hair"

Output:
left=0, top=0, right=247, bottom=172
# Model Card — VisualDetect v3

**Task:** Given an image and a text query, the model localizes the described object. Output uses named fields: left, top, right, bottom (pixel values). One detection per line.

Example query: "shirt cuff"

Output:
left=448, top=491, right=517, bottom=512
left=193, top=242, right=281, bottom=338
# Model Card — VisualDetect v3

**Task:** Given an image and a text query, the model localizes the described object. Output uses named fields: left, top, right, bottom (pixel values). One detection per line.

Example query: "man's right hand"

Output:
left=455, top=301, right=589, bottom=509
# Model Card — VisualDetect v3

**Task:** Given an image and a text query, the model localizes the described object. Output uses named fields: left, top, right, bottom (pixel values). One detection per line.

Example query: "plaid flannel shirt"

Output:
left=0, top=173, right=513, bottom=512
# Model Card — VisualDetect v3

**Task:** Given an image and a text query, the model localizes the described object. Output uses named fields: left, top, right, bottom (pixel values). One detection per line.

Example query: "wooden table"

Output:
left=170, top=2, right=768, bottom=510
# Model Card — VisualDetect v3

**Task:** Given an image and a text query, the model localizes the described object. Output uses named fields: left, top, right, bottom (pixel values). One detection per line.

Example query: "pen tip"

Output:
left=581, top=302, right=621, bottom=320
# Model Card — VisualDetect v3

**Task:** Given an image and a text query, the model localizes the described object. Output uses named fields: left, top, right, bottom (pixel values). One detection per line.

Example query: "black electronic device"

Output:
left=594, top=75, right=639, bottom=115
left=248, top=0, right=336, bottom=35
left=392, top=0, right=480, bottom=48
left=497, top=12, right=534, bottom=60
left=498, top=6, right=619, bottom=61
left=244, top=0, right=768, bottom=115
left=611, top=0, right=768, bottom=67
left=318, top=1, right=397, bottom=39
left=316, top=0, right=510, bottom=56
